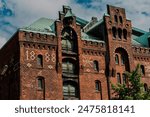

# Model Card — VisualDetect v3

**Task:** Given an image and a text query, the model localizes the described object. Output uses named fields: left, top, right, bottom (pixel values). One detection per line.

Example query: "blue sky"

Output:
left=0, top=0, right=150, bottom=48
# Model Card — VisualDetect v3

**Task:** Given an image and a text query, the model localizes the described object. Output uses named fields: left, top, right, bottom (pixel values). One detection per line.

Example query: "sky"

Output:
left=0, top=0, right=150, bottom=48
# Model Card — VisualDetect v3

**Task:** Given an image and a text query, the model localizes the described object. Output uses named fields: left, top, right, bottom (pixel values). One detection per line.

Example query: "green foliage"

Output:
left=112, top=64, right=150, bottom=100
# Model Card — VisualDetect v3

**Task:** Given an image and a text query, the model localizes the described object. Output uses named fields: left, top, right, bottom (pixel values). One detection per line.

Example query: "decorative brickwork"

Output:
left=0, top=5, right=150, bottom=100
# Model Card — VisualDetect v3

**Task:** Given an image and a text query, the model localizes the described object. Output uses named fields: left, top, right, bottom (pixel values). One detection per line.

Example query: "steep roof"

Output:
left=132, top=27, right=150, bottom=47
left=19, top=17, right=55, bottom=35
left=18, top=16, right=150, bottom=48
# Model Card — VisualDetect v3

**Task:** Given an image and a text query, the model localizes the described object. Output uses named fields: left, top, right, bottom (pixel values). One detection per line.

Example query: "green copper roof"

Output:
left=132, top=39, right=143, bottom=46
left=132, top=27, right=147, bottom=34
left=134, top=32, right=150, bottom=47
left=85, top=19, right=103, bottom=33
left=20, top=18, right=55, bottom=35
left=76, top=17, right=89, bottom=27
left=81, top=32, right=105, bottom=43
left=64, top=10, right=74, bottom=18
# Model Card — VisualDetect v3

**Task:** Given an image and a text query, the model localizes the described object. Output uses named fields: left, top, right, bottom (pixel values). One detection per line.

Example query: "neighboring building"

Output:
left=0, top=5, right=150, bottom=100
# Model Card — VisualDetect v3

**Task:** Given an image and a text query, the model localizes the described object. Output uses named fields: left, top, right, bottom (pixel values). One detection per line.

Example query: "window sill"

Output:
left=37, top=88, right=43, bottom=91
left=95, top=90, right=100, bottom=93
left=37, top=66, right=43, bottom=69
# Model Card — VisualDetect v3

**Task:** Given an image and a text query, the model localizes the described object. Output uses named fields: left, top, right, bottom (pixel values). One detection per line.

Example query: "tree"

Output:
left=112, top=64, right=150, bottom=100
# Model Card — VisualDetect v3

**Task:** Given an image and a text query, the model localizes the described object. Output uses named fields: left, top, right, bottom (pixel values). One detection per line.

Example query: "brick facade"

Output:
left=0, top=5, right=150, bottom=100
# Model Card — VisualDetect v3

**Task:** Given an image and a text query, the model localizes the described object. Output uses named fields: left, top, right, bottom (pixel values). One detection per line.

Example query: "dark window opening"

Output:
left=115, top=54, right=119, bottom=64
left=62, top=39, right=73, bottom=51
left=37, top=77, right=44, bottom=90
left=61, top=27, right=77, bottom=53
left=93, top=60, right=99, bottom=71
left=122, top=74, right=127, bottom=84
left=112, top=27, right=117, bottom=38
left=95, top=80, right=101, bottom=91
left=119, top=16, right=123, bottom=24
left=121, top=55, right=125, bottom=65
left=118, top=28, right=122, bottom=39
left=141, top=65, right=145, bottom=75
left=123, top=29, right=127, bottom=40
left=62, top=60, right=76, bottom=74
left=37, top=55, right=43, bottom=67
left=114, top=15, right=118, bottom=23
left=117, top=73, right=121, bottom=84
left=144, top=83, right=148, bottom=92
left=63, top=81, right=78, bottom=99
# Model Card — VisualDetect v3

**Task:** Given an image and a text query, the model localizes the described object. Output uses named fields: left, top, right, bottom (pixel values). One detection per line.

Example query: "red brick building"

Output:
left=0, top=5, right=150, bottom=100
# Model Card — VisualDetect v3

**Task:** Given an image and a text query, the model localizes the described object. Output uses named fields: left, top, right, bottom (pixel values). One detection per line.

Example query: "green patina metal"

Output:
left=18, top=15, right=150, bottom=47
left=20, top=18, right=55, bottom=35
left=76, top=17, right=89, bottom=27
left=81, top=32, right=105, bottom=43
left=134, top=32, right=150, bottom=47
left=64, top=10, right=75, bottom=18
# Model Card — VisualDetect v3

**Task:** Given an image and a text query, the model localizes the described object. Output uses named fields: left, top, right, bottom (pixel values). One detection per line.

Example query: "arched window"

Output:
left=123, top=29, right=127, bottom=40
left=37, top=55, right=43, bottom=67
left=63, top=81, right=78, bottom=99
left=115, top=54, right=119, bottom=64
left=62, top=59, right=76, bottom=74
left=93, top=60, right=99, bottom=71
left=122, top=73, right=127, bottom=84
left=119, top=16, right=123, bottom=24
left=114, top=15, right=118, bottom=23
left=112, top=27, right=117, bottom=38
left=141, top=65, right=145, bottom=75
left=117, top=73, right=121, bottom=84
left=62, top=39, right=73, bottom=51
left=37, top=77, right=44, bottom=90
left=95, top=80, right=101, bottom=91
left=95, top=80, right=102, bottom=99
left=144, top=83, right=148, bottom=92
left=118, top=28, right=122, bottom=39
left=61, top=27, right=77, bottom=52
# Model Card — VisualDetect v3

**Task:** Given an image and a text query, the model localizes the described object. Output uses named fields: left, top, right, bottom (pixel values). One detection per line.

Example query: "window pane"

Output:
left=117, top=73, right=121, bottom=84
left=115, top=54, right=119, bottom=64
left=37, top=55, right=43, bottom=66
left=67, top=40, right=72, bottom=50
left=63, top=83, right=77, bottom=97
left=63, top=85, right=69, bottom=96
left=38, top=79, right=43, bottom=89
left=69, top=85, right=76, bottom=96
left=62, top=39, right=67, bottom=49
left=93, top=61, right=99, bottom=71
left=121, top=55, right=125, bottom=65
left=122, top=74, right=126, bottom=84
left=95, top=81, right=101, bottom=91
left=141, top=65, right=145, bottom=75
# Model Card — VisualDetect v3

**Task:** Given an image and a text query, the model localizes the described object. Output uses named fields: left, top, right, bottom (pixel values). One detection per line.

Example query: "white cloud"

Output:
left=1, top=0, right=150, bottom=46
left=4, top=0, right=150, bottom=30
